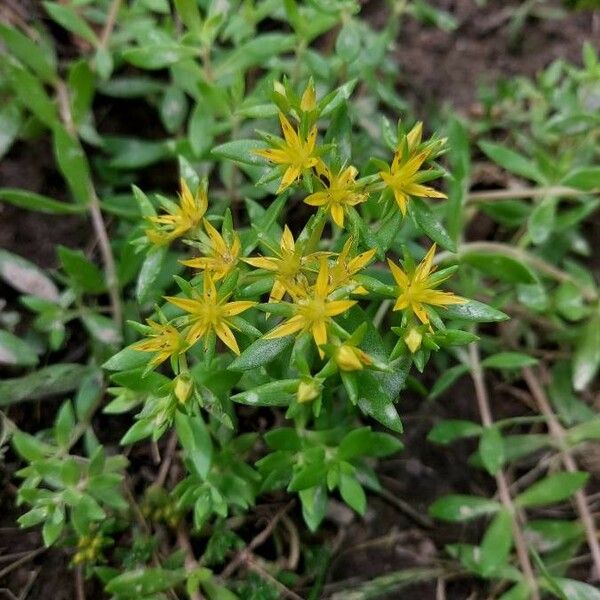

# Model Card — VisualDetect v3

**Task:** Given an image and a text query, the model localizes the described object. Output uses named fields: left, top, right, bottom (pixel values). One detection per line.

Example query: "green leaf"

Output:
left=228, top=336, right=293, bottom=371
left=106, top=136, right=171, bottom=169
left=43, top=2, right=98, bottom=44
left=356, top=370, right=403, bottom=433
left=479, top=509, right=513, bottom=577
left=411, top=198, right=456, bottom=252
left=479, top=426, right=504, bottom=476
left=42, top=514, right=64, bottom=546
left=6, top=60, right=58, bottom=127
left=0, top=363, right=92, bottom=405
left=231, top=379, right=297, bottom=406
left=515, top=472, right=589, bottom=508
left=427, top=420, right=482, bottom=444
left=561, top=167, right=600, bottom=191
left=0, top=23, right=56, bottom=82
left=300, top=486, right=328, bottom=533
left=528, top=196, right=556, bottom=245
left=482, top=352, right=538, bottom=370
left=82, top=313, right=122, bottom=345
left=443, top=300, right=508, bottom=322
left=0, top=188, right=84, bottom=215
left=550, top=579, right=600, bottom=600
left=122, top=45, right=199, bottom=69
left=0, top=249, right=59, bottom=300
left=430, top=495, right=501, bottom=522
left=103, top=345, right=149, bottom=371
left=12, top=431, right=53, bottom=461
left=175, top=411, right=213, bottom=480
left=174, top=0, right=202, bottom=34
left=573, top=313, right=600, bottom=391
left=498, top=583, right=531, bottom=600
left=52, top=125, right=92, bottom=203
left=0, top=103, right=21, bottom=159
left=461, top=250, right=537, bottom=284
left=0, top=330, right=38, bottom=366
left=54, top=400, right=75, bottom=448
left=160, top=86, right=188, bottom=134
left=554, top=282, right=586, bottom=322
left=339, top=474, right=366, bottom=515
left=479, top=141, right=544, bottom=183
left=68, top=60, right=95, bottom=125
left=213, top=34, right=297, bottom=78
left=136, top=246, right=167, bottom=303
left=336, top=20, right=361, bottom=62
left=106, top=568, right=187, bottom=596
left=120, top=419, right=156, bottom=445
left=339, top=428, right=402, bottom=460
left=289, top=463, right=328, bottom=492
left=58, top=246, right=105, bottom=293
left=211, top=139, right=266, bottom=167
left=566, top=419, right=600, bottom=445
left=189, top=104, right=215, bottom=157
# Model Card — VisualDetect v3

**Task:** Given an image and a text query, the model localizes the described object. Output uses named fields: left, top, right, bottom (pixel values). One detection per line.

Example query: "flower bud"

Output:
left=335, top=344, right=371, bottom=372
left=404, top=328, right=423, bottom=354
left=273, top=81, right=286, bottom=97
left=174, top=373, right=193, bottom=404
left=297, top=379, right=321, bottom=404
left=300, top=82, right=316, bottom=112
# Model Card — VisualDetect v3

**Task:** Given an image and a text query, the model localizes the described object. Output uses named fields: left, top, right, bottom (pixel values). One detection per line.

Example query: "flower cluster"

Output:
left=131, top=82, right=466, bottom=416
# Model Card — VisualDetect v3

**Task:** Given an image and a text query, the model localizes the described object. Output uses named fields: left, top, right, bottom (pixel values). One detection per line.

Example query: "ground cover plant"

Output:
left=1, top=0, right=600, bottom=598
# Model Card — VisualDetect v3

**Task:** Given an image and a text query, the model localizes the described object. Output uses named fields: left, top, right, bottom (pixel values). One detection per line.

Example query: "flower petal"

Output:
left=221, top=301, right=257, bottom=317
left=263, top=315, right=305, bottom=339
left=325, top=299, right=356, bottom=316
left=215, top=322, right=240, bottom=355
left=387, top=259, right=410, bottom=289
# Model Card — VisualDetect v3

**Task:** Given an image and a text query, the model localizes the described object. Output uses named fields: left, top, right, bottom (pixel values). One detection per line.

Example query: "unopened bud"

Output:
left=300, top=82, right=316, bottom=112
left=174, top=373, right=193, bottom=403
left=335, top=344, right=369, bottom=372
left=404, top=328, right=423, bottom=354
left=297, top=379, right=321, bottom=404
left=273, top=81, right=286, bottom=96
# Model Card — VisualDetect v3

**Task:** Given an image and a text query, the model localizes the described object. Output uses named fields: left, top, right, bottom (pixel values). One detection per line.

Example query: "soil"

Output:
left=1, top=1, right=599, bottom=599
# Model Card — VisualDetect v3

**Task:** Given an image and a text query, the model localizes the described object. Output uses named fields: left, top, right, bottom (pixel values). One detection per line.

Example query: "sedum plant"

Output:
left=1, top=1, right=600, bottom=599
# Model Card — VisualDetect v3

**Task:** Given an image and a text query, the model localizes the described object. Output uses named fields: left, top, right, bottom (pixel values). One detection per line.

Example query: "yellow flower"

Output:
left=146, top=179, right=207, bottom=245
left=132, top=320, right=187, bottom=367
left=379, top=122, right=446, bottom=216
left=243, top=225, right=321, bottom=303
left=304, top=161, right=368, bottom=228
left=388, top=244, right=466, bottom=325
left=165, top=274, right=256, bottom=355
left=335, top=343, right=372, bottom=372
left=329, top=237, right=375, bottom=295
left=255, top=112, right=319, bottom=193
left=181, top=219, right=240, bottom=281
left=264, top=259, right=356, bottom=357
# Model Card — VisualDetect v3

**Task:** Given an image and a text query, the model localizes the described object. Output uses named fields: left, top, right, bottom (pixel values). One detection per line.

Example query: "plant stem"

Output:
left=468, top=343, right=539, bottom=599
left=99, top=0, right=122, bottom=49
left=177, top=528, right=205, bottom=600
left=468, top=185, right=591, bottom=202
left=56, top=81, right=123, bottom=327
left=522, top=366, right=600, bottom=580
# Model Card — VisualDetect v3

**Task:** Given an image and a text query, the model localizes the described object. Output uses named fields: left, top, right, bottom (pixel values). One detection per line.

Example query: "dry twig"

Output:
left=523, top=366, right=600, bottom=579
left=468, top=343, right=540, bottom=600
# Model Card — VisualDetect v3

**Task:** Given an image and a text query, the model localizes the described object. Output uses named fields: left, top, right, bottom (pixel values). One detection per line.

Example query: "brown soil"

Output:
left=1, top=1, right=599, bottom=599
